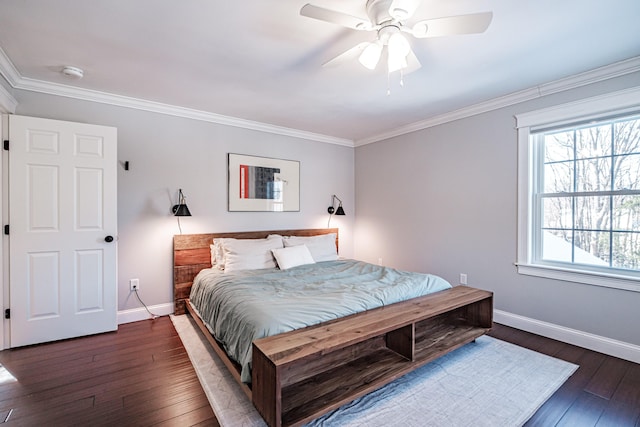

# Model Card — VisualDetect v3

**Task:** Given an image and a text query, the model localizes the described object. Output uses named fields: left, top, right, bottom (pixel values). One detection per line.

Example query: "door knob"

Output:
left=104, top=235, right=114, bottom=243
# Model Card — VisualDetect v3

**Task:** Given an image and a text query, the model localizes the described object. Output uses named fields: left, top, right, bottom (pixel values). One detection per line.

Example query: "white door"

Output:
left=8, top=115, right=117, bottom=347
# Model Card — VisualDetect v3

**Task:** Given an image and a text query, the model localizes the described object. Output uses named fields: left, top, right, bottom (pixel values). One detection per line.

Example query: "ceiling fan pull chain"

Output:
left=387, top=72, right=391, bottom=96
left=400, top=69, right=404, bottom=87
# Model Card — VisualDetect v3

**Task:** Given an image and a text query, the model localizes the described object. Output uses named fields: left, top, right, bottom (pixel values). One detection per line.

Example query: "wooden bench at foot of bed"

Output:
left=252, top=285, right=493, bottom=427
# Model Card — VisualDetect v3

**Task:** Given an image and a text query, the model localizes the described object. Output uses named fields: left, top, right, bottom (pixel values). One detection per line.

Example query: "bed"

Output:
left=174, top=228, right=493, bottom=427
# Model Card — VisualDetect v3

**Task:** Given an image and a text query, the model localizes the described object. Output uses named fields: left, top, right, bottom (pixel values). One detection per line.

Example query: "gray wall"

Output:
left=354, top=71, right=640, bottom=346
left=12, top=90, right=355, bottom=313
left=6, top=70, right=640, bottom=347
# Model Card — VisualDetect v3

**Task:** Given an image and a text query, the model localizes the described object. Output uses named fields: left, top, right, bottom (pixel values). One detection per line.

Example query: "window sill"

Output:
left=516, top=263, right=640, bottom=293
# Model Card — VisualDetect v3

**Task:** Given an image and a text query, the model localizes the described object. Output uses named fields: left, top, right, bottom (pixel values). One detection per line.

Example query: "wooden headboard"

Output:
left=173, top=228, right=339, bottom=314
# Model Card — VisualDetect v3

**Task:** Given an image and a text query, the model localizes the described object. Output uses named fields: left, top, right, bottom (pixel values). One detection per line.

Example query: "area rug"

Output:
left=171, top=314, right=577, bottom=427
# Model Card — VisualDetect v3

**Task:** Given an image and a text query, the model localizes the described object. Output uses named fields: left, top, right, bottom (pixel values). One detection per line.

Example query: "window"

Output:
left=516, top=87, right=640, bottom=292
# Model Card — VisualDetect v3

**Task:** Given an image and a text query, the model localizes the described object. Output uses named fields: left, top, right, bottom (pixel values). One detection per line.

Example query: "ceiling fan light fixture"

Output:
left=387, top=32, right=411, bottom=72
left=387, top=32, right=411, bottom=57
left=388, top=50, right=408, bottom=73
left=358, top=41, right=383, bottom=70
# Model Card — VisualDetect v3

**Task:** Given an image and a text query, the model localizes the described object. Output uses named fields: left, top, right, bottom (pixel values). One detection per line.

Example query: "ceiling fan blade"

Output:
left=411, top=12, right=493, bottom=38
left=300, top=4, right=373, bottom=31
left=388, top=0, right=421, bottom=21
left=322, top=42, right=370, bottom=68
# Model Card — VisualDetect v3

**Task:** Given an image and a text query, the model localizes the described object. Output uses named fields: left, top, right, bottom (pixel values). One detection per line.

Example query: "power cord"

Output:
left=134, top=288, right=160, bottom=319
left=177, top=216, right=183, bottom=234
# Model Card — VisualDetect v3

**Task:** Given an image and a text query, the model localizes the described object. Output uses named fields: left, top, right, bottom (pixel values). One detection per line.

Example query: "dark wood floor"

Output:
left=488, top=324, right=640, bottom=427
left=0, top=318, right=638, bottom=426
left=0, top=316, right=218, bottom=426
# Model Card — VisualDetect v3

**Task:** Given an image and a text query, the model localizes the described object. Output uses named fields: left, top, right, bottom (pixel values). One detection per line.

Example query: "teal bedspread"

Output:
left=189, top=259, right=452, bottom=383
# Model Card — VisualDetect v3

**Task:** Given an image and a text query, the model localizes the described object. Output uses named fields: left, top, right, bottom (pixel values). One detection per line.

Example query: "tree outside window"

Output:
left=536, top=115, right=640, bottom=270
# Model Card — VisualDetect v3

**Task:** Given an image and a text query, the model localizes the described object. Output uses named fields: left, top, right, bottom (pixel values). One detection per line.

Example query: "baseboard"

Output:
left=494, top=309, right=640, bottom=364
left=117, top=303, right=174, bottom=325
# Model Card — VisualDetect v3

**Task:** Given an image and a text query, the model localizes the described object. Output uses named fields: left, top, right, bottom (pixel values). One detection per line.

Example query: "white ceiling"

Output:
left=1, top=0, right=639, bottom=145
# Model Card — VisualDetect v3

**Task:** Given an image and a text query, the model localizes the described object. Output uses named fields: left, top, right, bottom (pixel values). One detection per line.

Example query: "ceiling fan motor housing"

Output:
left=378, top=24, right=402, bottom=44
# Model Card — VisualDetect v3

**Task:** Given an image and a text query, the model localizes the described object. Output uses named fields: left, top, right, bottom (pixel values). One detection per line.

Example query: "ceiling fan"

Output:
left=300, top=0, right=493, bottom=74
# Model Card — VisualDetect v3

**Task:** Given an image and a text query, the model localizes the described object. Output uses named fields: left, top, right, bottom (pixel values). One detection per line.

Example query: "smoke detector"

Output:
left=61, top=66, right=84, bottom=79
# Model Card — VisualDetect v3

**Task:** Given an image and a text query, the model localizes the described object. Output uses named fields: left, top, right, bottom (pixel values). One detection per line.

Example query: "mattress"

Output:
left=189, top=259, right=452, bottom=383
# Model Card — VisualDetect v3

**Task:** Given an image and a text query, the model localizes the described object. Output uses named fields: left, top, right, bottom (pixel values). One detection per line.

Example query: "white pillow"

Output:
left=220, top=235, right=284, bottom=272
left=213, top=235, right=281, bottom=270
left=272, top=245, right=316, bottom=270
left=283, top=233, right=338, bottom=262
left=211, top=238, right=226, bottom=270
left=210, top=244, right=217, bottom=266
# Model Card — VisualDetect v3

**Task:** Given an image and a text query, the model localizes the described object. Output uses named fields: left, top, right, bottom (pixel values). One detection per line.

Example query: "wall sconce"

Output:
left=327, top=194, right=345, bottom=227
left=172, top=189, right=191, bottom=235
left=328, top=195, right=345, bottom=216
left=172, top=189, right=192, bottom=217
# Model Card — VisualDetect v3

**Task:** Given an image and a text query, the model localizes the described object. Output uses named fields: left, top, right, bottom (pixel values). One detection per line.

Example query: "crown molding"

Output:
left=0, top=83, right=17, bottom=113
left=355, top=56, right=640, bottom=146
left=0, top=48, right=353, bottom=147
left=1, top=42, right=638, bottom=148
left=15, top=77, right=354, bottom=147
left=0, top=47, right=19, bottom=113
left=0, top=47, right=20, bottom=87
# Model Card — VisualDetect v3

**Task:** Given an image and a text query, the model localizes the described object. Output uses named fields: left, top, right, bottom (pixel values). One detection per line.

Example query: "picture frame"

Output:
left=228, top=153, right=300, bottom=212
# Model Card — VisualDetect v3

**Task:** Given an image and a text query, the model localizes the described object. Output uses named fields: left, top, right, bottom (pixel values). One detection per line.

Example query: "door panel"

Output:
left=75, top=249, right=104, bottom=312
left=28, top=164, right=59, bottom=231
left=76, top=167, right=103, bottom=229
left=28, top=251, right=60, bottom=319
left=9, top=115, right=117, bottom=347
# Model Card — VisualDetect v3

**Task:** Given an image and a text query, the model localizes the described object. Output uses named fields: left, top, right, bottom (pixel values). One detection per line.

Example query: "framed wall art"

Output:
left=228, top=153, right=300, bottom=212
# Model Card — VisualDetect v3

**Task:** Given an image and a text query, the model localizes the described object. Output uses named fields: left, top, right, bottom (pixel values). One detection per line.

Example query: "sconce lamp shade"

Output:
left=327, top=195, right=346, bottom=215
left=172, top=189, right=192, bottom=216
left=172, top=203, right=191, bottom=216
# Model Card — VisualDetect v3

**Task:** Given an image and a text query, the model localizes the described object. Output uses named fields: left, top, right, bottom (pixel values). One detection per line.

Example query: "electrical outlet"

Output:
left=130, top=278, right=140, bottom=291
left=378, top=257, right=383, bottom=266
left=459, top=273, right=468, bottom=285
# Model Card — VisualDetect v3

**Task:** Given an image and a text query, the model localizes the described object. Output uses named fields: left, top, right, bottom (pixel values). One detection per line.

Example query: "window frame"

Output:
left=516, top=86, right=640, bottom=292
